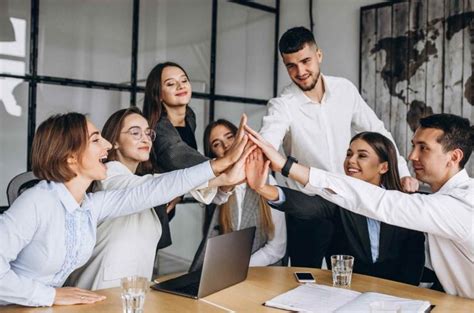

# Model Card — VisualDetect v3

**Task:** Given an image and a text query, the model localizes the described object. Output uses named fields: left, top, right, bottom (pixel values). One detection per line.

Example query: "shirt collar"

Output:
left=436, top=169, right=470, bottom=194
left=288, top=73, right=330, bottom=105
left=50, top=181, right=82, bottom=213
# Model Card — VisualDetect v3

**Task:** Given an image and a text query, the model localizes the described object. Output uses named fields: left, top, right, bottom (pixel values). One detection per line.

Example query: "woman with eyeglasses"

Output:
left=65, top=107, right=162, bottom=290
left=0, top=111, right=251, bottom=307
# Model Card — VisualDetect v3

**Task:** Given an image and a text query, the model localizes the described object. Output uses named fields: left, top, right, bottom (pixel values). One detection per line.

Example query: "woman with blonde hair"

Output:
left=190, top=119, right=286, bottom=270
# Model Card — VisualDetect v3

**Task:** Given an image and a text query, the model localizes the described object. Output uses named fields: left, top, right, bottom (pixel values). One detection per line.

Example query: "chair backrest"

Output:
left=7, top=171, right=40, bottom=206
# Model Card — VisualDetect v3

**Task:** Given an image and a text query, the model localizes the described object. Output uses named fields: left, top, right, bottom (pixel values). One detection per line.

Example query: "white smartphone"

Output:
left=294, top=272, right=316, bottom=283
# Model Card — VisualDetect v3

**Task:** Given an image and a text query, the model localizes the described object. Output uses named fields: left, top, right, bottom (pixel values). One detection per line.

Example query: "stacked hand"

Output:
left=54, top=287, right=106, bottom=305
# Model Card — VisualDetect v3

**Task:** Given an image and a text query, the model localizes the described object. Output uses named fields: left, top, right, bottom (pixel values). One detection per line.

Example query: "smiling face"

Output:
left=408, top=127, right=455, bottom=191
left=282, top=43, right=323, bottom=92
left=209, top=124, right=236, bottom=158
left=74, top=121, right=112, bottom=181
left=114, top=113, right=153, bottom=170
left=344, top=138, right=388, bottom=186
left=160, top=66, right=192, bottom=107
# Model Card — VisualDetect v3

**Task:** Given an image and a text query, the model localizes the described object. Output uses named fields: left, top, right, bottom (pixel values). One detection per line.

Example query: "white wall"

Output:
left=278, top=0, right=386, bottom=92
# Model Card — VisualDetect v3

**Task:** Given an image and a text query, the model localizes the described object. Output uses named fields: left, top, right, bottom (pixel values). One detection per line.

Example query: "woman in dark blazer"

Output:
left=248, top=132, right=425, bottom=285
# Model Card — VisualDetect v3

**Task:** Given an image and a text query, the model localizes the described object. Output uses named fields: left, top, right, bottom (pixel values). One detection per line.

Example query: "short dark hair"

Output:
left=279, top=26, right=317, bottom=54
left=32, top=113, right=88, bottom=182
left=419, top=114, right=473, bottom=168
left=203, top=119, right=238, bottom=158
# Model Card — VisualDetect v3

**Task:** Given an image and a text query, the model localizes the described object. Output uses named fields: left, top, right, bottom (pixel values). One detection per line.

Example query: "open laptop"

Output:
left=151, top=226, right=256, bottom=299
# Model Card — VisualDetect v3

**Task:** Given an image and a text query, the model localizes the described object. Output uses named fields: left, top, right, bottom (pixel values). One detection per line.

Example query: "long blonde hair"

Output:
left=219, top=194, right=275, bottom=239
left=203, top=119, right=275, bottom=239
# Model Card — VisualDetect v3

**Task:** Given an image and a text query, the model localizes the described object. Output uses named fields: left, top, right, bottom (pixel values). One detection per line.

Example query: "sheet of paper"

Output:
left=264, top=284, right=360, bottom=313
left=335, top=292, right=431, bottom=313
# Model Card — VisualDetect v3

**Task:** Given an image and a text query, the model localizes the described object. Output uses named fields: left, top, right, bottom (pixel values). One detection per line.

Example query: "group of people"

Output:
left=0, top=26, right=472, bottom=307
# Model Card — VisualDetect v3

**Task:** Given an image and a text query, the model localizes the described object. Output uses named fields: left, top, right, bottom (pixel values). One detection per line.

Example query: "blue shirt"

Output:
left=271, top=186, right=380, bottom=263
left=0, top=161, right=215, bottom=307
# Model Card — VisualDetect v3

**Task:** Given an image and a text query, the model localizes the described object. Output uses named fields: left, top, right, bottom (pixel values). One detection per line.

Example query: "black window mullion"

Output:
left=209, top=0, right=218, bottom=122
left=130, top=0, right=140, bottom=106
left=273, top=0, right=280, bottom=97
left=27, top=0, right=39, bottom=171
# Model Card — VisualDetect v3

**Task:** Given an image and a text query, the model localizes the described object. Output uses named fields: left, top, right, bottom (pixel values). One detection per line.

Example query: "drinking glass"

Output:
left=331, top=255, right=354, bottom=288
left=121, top=276, right=148, bottom=313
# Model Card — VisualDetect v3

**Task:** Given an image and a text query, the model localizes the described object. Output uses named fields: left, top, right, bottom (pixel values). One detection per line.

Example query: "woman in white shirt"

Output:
left=0, top=112, right=251, bottom=307
left=190, top=119, right=286, bottom=270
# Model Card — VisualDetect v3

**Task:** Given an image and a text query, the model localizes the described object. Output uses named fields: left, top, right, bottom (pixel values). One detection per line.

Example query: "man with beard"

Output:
left=259, top=26, right=418, bottom=268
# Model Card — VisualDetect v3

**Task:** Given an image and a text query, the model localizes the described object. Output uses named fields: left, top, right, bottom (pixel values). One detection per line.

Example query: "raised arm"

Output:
left=93, top=161, right=216, bottom=223
left=259, top=98, right=291, bottom=149
left=245, top=149, right=336, bottom=219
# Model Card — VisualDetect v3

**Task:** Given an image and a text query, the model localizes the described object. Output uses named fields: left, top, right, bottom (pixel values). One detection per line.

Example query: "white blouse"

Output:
left=0, top=161, right=215, bottom=307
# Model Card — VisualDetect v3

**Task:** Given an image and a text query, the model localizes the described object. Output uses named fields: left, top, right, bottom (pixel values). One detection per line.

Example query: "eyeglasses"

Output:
left=122, top=126, right=156, bottom=141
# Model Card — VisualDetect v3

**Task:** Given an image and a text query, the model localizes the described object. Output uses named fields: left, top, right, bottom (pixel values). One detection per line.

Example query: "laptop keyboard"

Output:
left=174, top=281, right=200, bottom=296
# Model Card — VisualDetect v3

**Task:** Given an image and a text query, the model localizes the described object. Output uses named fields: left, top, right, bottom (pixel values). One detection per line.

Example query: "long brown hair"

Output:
left=203, top=119, right=275, bottom=239
left=350, top=132, right=403, bottom=191
left=101, top=107, right=152, bottom=174
left=142, top=62, right=190, bottom=131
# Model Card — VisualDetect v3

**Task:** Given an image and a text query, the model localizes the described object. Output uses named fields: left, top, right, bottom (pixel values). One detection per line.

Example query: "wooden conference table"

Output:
left=3, top=267, right=473, bottom=312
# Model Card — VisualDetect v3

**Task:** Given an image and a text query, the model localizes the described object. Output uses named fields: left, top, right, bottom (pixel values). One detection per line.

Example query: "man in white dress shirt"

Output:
left=247, top=113, right=473, bottom=298
left=259, top=26, right=419, bottom=267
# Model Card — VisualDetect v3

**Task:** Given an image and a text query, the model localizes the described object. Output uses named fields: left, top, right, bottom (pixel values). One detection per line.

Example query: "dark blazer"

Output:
left=275, top=187, right=425, bottom=285
left=151, top=107, right=208, bottom=246
left=152, top=107, right=208, bottom=173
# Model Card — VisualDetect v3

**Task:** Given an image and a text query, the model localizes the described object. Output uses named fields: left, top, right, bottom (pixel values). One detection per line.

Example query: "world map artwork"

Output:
left=361, top=0, right=473, bottom=175
left=370, top=11, right=473, bottom=132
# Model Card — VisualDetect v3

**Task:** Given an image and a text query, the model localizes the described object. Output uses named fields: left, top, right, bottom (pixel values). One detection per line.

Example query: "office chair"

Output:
left=6, top=171, right=40, bottom=206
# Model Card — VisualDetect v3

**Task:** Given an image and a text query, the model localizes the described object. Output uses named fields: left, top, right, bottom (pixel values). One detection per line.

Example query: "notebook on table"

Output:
left=151, top=227, right=255, bottom=299
left=264, top=284, right=431, bottom=313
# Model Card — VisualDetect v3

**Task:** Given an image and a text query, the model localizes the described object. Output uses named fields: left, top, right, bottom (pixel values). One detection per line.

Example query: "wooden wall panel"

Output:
left=361, top=9, right=377, bottom=110
left=426, top=0, right=445, bottom=114
left=444, top=0, right=464, bottom=115
left=463, top=0, right=474, bottom=176
left=375, top=6, right=392, bottom=129
left=391, top=1, right=409, bottom=157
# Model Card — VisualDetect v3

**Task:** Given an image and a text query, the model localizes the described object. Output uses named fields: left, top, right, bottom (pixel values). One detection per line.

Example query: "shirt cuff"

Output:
left=29, top=285, right=55, bottom=307
left=303, top=167, right=330, bottom=194
left=267, top=186, right=286, bottom=206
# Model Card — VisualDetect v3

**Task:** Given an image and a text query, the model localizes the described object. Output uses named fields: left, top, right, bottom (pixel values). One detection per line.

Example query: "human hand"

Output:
left=401, top=176, right=419, bottom=193
left=244, top=124, right=286, bottom=172
left=222, top=114, right=248, bottom=165
left=166, top=197, right=181, bottom=213
left=210, top=114, right=249, bottom=174
left=246, top=148, right=270, bottom=192
left=54, top=287, right=106, bottom=306
left=221, top=142, right=256, bottom=186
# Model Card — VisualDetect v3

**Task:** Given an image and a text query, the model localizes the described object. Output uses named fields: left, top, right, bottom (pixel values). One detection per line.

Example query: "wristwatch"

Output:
left=282, top=156, right=298, bottom=177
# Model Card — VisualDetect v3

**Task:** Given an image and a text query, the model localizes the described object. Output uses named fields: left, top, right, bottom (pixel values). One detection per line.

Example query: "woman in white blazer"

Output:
left=67, top=108, right=245, bottom=290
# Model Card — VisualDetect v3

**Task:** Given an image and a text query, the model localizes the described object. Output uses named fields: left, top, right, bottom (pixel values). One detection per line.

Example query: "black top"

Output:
left=175, top=123, right=198, bottom=150
left=272, top=187, right=426, bottom=286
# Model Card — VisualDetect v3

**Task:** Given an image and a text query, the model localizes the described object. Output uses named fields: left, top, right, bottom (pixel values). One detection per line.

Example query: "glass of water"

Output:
left=331, top=255, right=354, bottom=288
left=121, top=276, right=148, bottom=313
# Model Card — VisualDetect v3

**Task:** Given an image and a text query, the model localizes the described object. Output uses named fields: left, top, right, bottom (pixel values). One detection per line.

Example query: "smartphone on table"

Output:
left=294, top=272, right=316, bottom=283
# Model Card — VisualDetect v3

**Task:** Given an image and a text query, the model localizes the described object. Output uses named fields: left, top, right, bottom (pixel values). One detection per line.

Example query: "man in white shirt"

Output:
left=246, top=113, right=473, bottom=298
left=260, top=26, right=418, bottom=267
